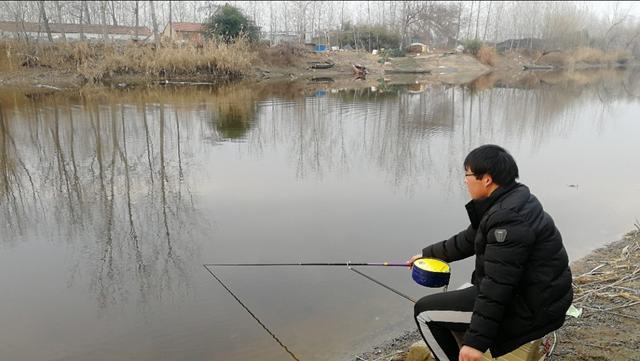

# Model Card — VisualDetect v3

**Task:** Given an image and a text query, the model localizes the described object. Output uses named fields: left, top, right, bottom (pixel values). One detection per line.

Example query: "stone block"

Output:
left=405, top=341, right=435, bottom=361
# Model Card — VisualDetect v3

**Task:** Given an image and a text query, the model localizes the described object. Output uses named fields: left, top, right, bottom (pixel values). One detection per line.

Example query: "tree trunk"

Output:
left=135, top=1, right=139, bottom=41
left=456, top=2, right=462, bottom=41
left=79, top=4, right=85, bottom=40
left=101, top=0, right=108, bottom=43
left=110, top=0, right=118, bottom=26
left=38, top=0, right=54, bottom=42
left=483, top=1, right=492, bottom=41
left=83, top=1, right=91, bottom=24
left=169, top=0, right=172, bottom=41
left=475, top=0, right=481, bottom=39
left=149, top=0, right=160, bottom=47
left=466, top=1, right=473, bottom=39
left=54, top=1, right=66, bottom=41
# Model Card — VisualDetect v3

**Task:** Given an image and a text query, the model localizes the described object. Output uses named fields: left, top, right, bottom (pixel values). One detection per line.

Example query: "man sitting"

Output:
left=407, top=144, right=573, bottom=361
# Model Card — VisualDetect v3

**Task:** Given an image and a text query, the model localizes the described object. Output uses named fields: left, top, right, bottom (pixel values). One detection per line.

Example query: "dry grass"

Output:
left=538, top=47, right=634, bottom=68
left=256, top=42, right=309, bottom=68
left=572, top=47, right=608, bottom=64
left=0, top=39, right=255, bottom=82
left=539, top=51, right=573, bottom=67
left=475, top=46, right=497, bottom=66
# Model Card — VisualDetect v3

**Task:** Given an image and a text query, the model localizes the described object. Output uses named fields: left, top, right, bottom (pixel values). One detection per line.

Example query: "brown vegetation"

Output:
left=0, top=40, right=255, bottom=83
left=256, top=42, right=309, bottom=68
left=475, top=46, right=497, bottom=66
left=539, top=47, right=633, bottom=68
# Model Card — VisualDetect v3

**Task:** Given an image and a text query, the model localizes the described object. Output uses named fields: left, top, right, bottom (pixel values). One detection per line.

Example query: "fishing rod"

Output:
left=204, top=261, right=408, bottom=267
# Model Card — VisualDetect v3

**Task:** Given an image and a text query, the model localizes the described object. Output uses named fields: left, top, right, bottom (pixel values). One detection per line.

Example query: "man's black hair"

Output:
left=464, top=144, right=519, bottom=186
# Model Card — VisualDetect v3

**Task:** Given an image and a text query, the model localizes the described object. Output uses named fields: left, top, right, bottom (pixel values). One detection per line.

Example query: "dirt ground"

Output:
left=0, top=48, right=498, bottom=92
left=254, top=47, right=493, bottom=85
left=355, top=230, right=640, bottom=361
left=1, top=44, right=635, bottom=91
left=554, top=230, right=640, bottom=361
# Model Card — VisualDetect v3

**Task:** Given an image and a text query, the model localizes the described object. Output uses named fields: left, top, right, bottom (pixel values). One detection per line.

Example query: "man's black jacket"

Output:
left=422, top=183, right=573, bottom=357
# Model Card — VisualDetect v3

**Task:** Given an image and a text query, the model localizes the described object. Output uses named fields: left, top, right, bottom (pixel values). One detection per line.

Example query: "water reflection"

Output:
left=2, top=68, right=639, bottom=303
left=0, top=94, right=203, bottom=310
left=0, top=67, right=639, bottom=360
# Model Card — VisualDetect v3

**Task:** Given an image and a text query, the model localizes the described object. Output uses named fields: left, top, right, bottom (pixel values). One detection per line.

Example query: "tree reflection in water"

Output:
left=0, top=67, right=638, bottom=311
left=0, top=92, right=207, bottom=310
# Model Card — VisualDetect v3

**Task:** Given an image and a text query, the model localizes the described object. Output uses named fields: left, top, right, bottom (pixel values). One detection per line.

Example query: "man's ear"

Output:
left=483, top=174, right=494, bottom=187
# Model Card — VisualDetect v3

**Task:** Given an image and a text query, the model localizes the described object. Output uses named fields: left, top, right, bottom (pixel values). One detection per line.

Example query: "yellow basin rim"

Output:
left=414, top=258, right=450, bottom=273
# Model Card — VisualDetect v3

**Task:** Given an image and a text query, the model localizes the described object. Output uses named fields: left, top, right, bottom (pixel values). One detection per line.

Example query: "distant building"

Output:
left=162, top=22, right=204, bottom=44
left=0, top=21, right=151, bottom=42
left=261, top=31, right=300, bottom=46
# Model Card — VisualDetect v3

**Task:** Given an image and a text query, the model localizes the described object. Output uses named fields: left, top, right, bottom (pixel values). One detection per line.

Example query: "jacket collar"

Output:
left=465, top=182, right=518, bottom=229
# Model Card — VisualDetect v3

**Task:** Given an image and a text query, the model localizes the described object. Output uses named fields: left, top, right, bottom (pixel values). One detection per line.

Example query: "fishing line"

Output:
left=203, top=265, right=301, bottom=361
left=349, top=267, right=416, bottom=303
left=204, top=262, right=407, bottom=267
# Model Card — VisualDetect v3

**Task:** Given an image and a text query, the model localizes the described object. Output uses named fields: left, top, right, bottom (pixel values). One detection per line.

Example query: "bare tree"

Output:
left=474, top=0, right=481, bottom=39
left=100, top=0, right=108, bottom=43
left=109, top=0, right=118, bottom=26
left=83, top=0, right=92, bottom=24
left=54, top=1, right=66, bottom=41
left=135, top=0, right=139, bottom=40
left=149, top=0, right=160, bottom=46
left=482, top=1, right=492, bottom=41
left=37, top=0, right=53, bottom=42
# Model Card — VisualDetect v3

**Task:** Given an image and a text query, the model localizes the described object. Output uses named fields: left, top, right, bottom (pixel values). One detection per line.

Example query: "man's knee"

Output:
left=414, top=293, right=440, bottom=317
left=414, top=286, right=477, bottom=318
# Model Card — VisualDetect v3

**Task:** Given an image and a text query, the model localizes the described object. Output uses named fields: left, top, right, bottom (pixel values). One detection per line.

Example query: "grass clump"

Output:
left=476, top=46, right=497, bottom=66
left=0, top=39, right=255, bottom=83
left=256, top=42, right=308, bottom=67
left=462, top=39, right=483, bottom=55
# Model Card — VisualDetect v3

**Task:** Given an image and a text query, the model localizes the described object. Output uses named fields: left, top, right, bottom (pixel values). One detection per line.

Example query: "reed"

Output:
left=476, top=45, right=497, bottom=66
left=0, top=39, right=255, bottom=82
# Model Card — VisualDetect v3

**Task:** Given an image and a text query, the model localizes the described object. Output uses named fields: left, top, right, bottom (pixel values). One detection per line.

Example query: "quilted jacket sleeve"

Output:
left=422, top=225, right=477, bottom=263
left=462, top=210, right=535, bottom=352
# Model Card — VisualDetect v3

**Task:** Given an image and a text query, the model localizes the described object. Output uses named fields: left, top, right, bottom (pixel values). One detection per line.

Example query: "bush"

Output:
left=258, top=42, right=308, bottom=67
left=476, top=46, right=497, bottom=66
left=614, top=50, right=632, bottom=65
left=379, top=48, right=405, bottom=60
left=462, top=39, right=482, bottom=55
left=337, top=25, right=401, bottom=50
left=572, top=47, right=606, bottom=64
left=203, top=4, right=259, bottom=43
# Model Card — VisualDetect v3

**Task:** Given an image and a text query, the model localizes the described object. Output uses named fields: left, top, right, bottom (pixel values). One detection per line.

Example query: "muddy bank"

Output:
left=0, top=44, right=494, bottom=91
left=355, top=229, right=640, bottom=361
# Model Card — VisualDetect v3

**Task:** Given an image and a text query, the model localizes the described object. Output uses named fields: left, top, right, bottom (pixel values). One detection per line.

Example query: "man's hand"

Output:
left=406, top=253, right=422, bottom=268
left=459, top=345, right=483, bottom=361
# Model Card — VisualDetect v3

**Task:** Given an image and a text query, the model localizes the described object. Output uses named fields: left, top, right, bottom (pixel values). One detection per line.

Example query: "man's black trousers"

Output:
left=414, top=284, right=477, bottom=361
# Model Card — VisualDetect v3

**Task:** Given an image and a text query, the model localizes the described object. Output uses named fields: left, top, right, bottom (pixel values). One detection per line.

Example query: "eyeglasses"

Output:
left=464, top=173, right=477, bottom=177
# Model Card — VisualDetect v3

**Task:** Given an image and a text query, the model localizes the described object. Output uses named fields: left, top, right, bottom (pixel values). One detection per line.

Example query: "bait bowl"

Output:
left=412, top=258, right=450, bottom=288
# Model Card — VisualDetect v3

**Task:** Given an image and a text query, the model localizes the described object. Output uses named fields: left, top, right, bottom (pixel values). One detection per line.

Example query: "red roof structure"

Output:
left=170, top=23, right=203, bottom=33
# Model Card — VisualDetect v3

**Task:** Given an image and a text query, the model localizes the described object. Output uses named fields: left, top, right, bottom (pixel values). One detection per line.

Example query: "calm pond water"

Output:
left=1, top=69, right=640, bottom=361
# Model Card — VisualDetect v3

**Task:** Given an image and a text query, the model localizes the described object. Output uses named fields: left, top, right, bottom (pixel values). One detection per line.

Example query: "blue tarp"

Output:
left=314, top=44, right=327, bottom=52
